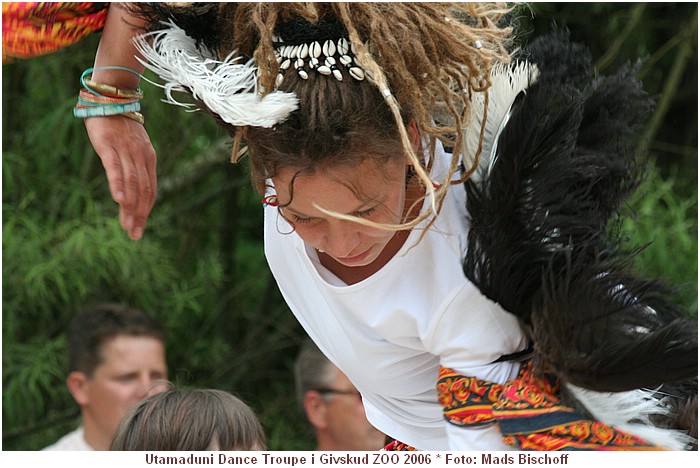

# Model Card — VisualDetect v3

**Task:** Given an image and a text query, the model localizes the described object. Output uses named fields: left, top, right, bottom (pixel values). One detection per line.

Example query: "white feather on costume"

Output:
left=132, top=20, right=298, bottom=128
left=463, top=61, right=539, bottom=183
left=566, top=383, right=696, bottom=450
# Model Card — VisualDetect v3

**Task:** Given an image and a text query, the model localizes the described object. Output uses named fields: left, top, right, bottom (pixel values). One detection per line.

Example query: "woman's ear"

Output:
left=406, top=119, right=420, bottom=152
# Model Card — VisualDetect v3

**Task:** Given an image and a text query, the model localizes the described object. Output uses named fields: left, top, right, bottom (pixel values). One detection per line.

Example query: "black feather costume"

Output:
left=462, top=29, right=697, bottom=444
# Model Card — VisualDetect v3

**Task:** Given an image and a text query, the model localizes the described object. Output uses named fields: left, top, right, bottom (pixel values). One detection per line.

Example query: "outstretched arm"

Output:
left=84, top=3, right=156, bottom=240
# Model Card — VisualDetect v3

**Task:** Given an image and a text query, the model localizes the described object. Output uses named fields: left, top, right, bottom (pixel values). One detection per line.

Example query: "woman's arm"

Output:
left=84, top=3, right=156, bottom=240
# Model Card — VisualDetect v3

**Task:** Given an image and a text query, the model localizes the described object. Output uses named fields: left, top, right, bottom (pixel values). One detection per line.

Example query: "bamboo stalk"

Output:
left=638, top=9, right=698, bottom=154
left=595, top=3, right=647, bottom=72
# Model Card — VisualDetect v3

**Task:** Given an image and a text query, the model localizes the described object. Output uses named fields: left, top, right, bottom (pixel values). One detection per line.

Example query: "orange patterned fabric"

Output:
left=383, top=440, right=417, bottom=451
left=437, top=362, right=665, bottom=450
left=2, top=2, right=108, bottom=63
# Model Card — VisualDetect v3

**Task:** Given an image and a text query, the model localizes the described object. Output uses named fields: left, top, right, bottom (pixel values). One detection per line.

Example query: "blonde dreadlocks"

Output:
left=136, top=2, right=514, bottom=232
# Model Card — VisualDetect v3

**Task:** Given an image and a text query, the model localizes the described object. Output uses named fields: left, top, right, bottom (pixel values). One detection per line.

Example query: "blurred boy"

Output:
left=44, top=303, right=168, bottom=450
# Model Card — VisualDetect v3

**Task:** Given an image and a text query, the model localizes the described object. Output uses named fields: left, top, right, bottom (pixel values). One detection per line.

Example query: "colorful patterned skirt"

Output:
left=2, top=2, right=108, bottom=63
left=385, top=361, right=668, bottom=451
left=436, top=361, right=665, bottom=450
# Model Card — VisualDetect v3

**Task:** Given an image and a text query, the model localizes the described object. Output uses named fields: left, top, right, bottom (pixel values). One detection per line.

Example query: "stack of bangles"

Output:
left=73, top=66, right=145, bottom=125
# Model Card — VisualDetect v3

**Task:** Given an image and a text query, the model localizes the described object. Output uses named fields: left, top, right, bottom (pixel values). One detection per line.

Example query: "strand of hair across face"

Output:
left=335, top=5, right=442, bottom=229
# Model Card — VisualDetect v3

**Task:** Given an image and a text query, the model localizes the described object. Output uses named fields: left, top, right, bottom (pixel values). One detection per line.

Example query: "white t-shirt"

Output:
left=43, top=426, right=93, bottom=451
left=264, top=142, right=527, bottom=450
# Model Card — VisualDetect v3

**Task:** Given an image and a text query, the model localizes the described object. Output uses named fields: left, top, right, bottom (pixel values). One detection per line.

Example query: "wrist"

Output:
left=90, top=67, right=142, bottom=90
left=74, top=66, right=145, bottom=125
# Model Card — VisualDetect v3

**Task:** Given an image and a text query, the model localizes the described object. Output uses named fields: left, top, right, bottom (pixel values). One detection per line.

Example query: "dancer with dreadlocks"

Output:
left=70, top=3, right=696, bottom=450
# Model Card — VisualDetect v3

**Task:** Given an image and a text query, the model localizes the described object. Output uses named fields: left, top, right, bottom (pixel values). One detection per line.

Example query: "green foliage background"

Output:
left=2, top=3, right=697, bottom=451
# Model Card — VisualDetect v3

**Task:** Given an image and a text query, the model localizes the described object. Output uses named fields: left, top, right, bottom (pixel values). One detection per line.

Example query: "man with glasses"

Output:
left=294, top=338, right=387, bottom=451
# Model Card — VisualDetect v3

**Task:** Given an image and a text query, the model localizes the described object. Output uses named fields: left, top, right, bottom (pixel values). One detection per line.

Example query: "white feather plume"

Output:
left=132, top=20, right=298, bottom=128
left=463, top=61, right=539, bottom=183
left=566, top=383, right=696, bottom=450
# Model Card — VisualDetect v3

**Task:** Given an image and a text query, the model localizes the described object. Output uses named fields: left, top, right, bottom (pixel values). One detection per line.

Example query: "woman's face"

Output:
left=272, top=157, right=408, bottom=268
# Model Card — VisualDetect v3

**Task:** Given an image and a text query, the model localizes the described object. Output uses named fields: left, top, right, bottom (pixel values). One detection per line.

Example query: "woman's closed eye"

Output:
left=354, top=206, right=377, bottom=218
left=290, top=206, right=377, bottom=224
left=291, top=213, right=315, bottom=224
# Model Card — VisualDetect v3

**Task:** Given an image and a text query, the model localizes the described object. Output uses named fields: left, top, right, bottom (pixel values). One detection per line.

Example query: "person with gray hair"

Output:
left=294, top=338, right=386, bottom=451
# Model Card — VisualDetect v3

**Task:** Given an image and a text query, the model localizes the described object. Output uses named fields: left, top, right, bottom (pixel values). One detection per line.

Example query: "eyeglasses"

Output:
left=312, top=388, right=362, bottom=401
